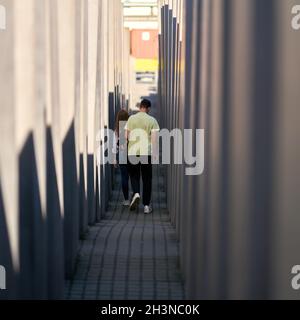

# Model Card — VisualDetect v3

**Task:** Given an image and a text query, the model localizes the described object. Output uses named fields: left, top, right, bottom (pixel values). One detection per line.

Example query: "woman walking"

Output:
left=113, top=109, right=130, bottom=206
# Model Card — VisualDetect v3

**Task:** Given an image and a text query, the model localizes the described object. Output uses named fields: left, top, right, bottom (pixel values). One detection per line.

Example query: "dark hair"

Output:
left=115, top=109, right=129, bottom=137
left=140, top=99, right=152, bottom=109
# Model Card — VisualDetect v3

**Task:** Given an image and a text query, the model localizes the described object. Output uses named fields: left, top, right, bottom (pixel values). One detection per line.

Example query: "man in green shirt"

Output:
left=125, top=99, right=160, bottom=214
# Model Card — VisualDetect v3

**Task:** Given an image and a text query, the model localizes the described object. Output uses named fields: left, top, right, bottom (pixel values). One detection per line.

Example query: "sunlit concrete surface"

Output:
left=0, top=0, right=127, bottom=299
left=159, top=0, right=300, bottom=300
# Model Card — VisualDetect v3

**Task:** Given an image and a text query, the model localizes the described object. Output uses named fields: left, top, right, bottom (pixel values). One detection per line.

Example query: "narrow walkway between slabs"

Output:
left=65, top=165, right=185, bottom=300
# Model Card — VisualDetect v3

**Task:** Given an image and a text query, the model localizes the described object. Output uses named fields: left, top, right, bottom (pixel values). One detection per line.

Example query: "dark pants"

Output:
left=119, top=164, right=129, bottom=200
left=128, top=156, right=152, bottom=206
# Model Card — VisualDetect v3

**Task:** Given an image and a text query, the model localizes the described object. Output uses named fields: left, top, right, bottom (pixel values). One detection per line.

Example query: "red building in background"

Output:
left=131, top=29, right=158, bottom=59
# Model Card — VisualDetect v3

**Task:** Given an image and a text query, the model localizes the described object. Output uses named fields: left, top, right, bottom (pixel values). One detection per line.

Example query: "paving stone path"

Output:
left=66, top=166, right=185, bottom=300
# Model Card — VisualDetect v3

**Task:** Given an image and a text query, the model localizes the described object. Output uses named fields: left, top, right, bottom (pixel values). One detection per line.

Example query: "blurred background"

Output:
left=123, top=0, right=159, bottom=110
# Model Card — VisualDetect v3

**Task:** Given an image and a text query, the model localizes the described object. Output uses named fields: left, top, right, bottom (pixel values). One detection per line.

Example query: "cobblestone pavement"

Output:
left=65, top=166, right=185, bottom=300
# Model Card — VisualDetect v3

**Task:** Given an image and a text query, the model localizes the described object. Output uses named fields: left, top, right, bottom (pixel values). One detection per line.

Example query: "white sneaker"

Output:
left=122, top=200, right=130, bottom=206
left=144, top=205, right=153, bottom=214
left=130, top=193, right=140, bottom=211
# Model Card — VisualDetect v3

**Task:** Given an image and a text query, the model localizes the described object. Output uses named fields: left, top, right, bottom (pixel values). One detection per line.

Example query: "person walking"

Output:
left=113, top=109, right=130, bottom=206
left=125, top=99, right=160, bottom=214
